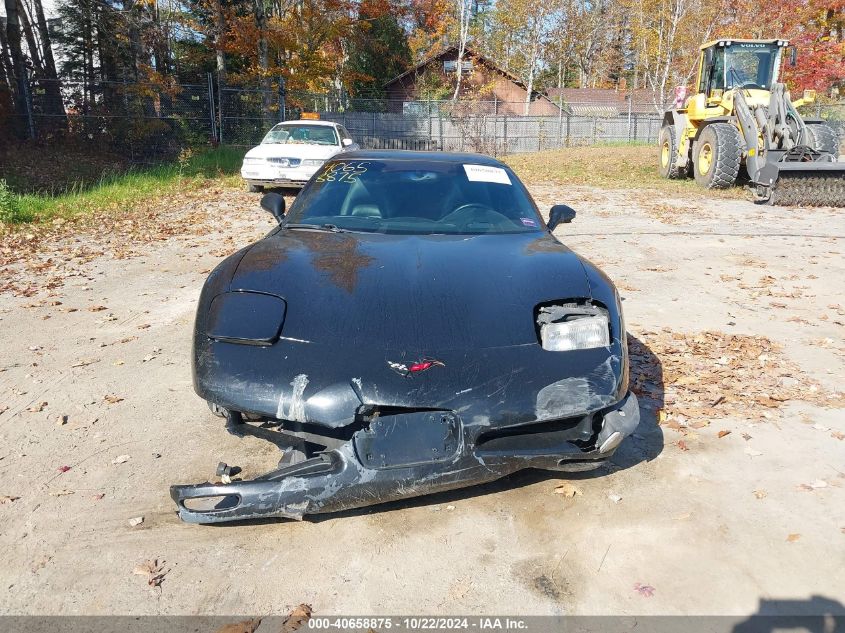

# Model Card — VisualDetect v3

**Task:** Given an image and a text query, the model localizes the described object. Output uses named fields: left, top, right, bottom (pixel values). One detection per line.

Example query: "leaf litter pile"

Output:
left=629, top=329, right=845, bottom=430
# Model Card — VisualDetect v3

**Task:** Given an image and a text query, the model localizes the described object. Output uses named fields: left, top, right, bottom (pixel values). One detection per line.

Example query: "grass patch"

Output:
left=504, top=145, right=740, bottom=198
left=2, top=146, right=246, bottom=225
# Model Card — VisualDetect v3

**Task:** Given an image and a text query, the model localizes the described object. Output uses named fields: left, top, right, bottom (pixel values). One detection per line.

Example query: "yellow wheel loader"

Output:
left=659, top=39, right=845, bottom=206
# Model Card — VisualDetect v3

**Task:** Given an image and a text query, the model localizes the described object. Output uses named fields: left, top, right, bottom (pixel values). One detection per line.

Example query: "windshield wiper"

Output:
left=284, top=223, right=347, bottom=233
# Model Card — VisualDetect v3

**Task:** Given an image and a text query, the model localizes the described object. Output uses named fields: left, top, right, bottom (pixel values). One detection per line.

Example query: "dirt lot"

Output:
left=0, top=177, right=844, bottom=616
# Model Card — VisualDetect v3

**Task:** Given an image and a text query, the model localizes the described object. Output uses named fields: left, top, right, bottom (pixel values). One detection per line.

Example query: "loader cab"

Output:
left=698, top=39, right=788, bottom=100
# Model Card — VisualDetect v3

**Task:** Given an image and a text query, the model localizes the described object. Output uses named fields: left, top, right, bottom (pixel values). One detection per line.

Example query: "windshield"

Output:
left=261, top=124, right=339, bottom=146
left=724, top=43, right=780, bottom=90
left=285, top=159, right=544, bottom=235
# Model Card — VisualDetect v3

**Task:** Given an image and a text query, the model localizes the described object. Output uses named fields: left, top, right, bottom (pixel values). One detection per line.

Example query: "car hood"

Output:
left=244, top=144, right=341, bottom=160
left=229, top=230, right=592, bottom=352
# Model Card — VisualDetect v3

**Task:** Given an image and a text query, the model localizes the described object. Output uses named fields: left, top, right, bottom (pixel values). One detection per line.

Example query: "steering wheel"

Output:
left=440, top=203, right=513, bottom=228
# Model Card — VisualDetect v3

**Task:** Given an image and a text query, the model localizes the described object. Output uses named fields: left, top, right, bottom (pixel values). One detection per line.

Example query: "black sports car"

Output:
left=171, top=151, right=639, bottom=523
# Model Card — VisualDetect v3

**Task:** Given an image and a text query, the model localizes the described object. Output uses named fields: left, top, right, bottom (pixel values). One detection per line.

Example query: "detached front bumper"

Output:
left=170, top=392, right=639, bottom=523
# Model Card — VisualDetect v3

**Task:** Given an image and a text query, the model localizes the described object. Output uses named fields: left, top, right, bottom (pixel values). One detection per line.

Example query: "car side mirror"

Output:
left=342, top=138, right=354, bottom=147
left=260, top=193, right=285, bottom=224
left=548, top=205, right=576, bottom=231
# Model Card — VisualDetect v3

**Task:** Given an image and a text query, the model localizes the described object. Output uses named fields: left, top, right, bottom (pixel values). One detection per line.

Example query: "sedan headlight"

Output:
left=537, top=303, right=610, bottom=351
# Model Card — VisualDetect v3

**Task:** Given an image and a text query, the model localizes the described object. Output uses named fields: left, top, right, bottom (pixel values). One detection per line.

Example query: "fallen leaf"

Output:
left=554, top=482, right=582, bottom=498
left=88, top=305, right=108, bottom=312
left=57, top=465, right=71, bottom=473
left=213, top=619, right=263, bottom=633
left=27, top=401, right=48, bottom=412
left=103, top=394, right=124, bottom=404
left=676, top=439, right=689, bottom=451
left=93, top=493, right=105, bottom=500
left=673, top=511, right=692, bottom=520
left=132, top=558, right=169, bottom=587
left=128, top=516, right=144, bottom=527
left=718, top=430, right=732, bottom=438
left=741, top=433, right=752, bottom=441
left=1, top=495, right=21, bottom=504
left=281, top=604, right=312, bottom=633
left=786, top=533, right=801, bottom=542
left=753, top=490, right=767, bottom=499
left=832, top=431, right=844, bottom=441
left=49, top=489, right=74, bottom=497
left=633, top=583, right=655, bottom=597
left=111, top=454, right=130, bottom=465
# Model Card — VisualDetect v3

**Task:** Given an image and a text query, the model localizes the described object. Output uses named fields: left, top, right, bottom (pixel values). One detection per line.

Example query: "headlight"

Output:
left=302, top=159, right=325, bottom=167
left=537, top=303, right=610, bottom=351
left=206, top=291, right=286, bottom=346
left=243, top=157, right=263, bottom=165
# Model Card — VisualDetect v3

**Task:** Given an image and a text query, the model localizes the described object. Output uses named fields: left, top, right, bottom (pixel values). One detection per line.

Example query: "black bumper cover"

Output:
left=170, top=392, right=639, bottom=523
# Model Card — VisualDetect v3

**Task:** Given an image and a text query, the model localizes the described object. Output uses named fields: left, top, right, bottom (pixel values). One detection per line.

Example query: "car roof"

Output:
left=275, top=120, right=338, bottom=127
left=334, top=150, right=506, bottom=166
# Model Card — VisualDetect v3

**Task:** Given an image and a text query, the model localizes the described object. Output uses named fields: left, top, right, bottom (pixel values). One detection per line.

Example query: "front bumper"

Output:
left=170, top=392, right=639, bottom=523
left=241, top=165, right=320, bottom=188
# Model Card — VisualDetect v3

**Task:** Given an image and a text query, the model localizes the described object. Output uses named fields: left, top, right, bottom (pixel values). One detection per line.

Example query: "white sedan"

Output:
left=240, top=119, right=359, bottom=192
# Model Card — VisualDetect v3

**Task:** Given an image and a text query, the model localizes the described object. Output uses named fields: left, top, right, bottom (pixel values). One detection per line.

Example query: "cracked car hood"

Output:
left=230, top=230, right=592, bottom=350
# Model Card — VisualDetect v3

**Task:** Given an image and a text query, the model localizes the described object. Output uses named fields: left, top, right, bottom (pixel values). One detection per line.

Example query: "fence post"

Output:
left=438, top=106, right=444, bottom=151
left=565, top=114, right=570, bottom=147
left=503, top=114, right=508, bottom=155
left=22, top=67, right=35, bottom=140
left=207, top=72, right=217, bottom=143
left=217, top=71, right=224, bottom=145
left=633, top=115, right=638, bottom=143
left=538, top=118, right=542, bottom=152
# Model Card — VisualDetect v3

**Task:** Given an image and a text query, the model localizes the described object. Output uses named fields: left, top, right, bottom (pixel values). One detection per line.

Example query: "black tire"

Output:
left=248, top=183, right=264, bottom=193
left=658, top=125, right=680, bottom=179
left=693, top=123, right=742, bottom=189
left=804, top=123, right=841, bottom=156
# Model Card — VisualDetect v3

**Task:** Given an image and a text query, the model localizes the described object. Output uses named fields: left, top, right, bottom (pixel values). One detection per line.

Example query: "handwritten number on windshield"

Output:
left=315, top=161, right=370, bottom=184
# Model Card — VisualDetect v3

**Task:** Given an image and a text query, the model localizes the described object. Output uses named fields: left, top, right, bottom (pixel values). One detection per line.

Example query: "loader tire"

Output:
left=658, top=125, right=681, bottom=179
left=804, top=123, right=841, bottom=156
left=693, top=123, right=742, bottom=189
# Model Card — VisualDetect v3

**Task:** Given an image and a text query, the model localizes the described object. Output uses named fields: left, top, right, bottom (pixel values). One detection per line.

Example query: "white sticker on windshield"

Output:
left=463, top=164, right=512, bottom=185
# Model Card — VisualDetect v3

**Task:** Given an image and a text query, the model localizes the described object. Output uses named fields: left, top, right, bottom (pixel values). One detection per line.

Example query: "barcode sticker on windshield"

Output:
left=463, top=164, right=512, bottom=185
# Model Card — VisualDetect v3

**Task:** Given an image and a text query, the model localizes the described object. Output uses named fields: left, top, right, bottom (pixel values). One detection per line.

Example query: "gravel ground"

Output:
left=0, top=182, right=843, bottom=616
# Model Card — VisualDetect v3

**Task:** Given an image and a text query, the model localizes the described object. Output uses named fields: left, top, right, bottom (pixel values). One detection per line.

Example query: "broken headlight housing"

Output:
left=537, top=303, right=610, bottom=351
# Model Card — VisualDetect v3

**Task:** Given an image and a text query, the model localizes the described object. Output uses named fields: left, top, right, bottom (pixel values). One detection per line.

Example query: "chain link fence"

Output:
left=2, top=77, right=844, bottom=160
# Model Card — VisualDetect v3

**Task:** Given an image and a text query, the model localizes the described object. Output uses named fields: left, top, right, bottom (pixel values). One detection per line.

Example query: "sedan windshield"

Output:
left=262, top=124, right=338, bottom=146
left=285, top=159, right=544, bottom=235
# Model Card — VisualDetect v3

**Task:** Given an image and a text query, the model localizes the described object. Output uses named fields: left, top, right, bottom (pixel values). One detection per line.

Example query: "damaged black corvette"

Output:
left=171, top=151, right=639, bottom=523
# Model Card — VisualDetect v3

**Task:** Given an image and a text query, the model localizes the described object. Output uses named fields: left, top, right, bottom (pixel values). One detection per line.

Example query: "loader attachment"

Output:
left=734, top=86, right=845, bottom=207
left=763, top=164, right=845, bottom=207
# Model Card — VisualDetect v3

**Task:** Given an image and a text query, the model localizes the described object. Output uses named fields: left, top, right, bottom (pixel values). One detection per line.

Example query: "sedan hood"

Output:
left=244, top=144, right=340, bottom=161
left=229, top=230, right=591, bottom=352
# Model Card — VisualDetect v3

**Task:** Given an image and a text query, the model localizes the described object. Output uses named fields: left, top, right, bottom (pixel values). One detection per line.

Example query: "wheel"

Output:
left=658, top=125, right=680, bottom=179
left=248, top=183, right=264, bottom=193
left=693, top=123, right=742, bottom=189
left=804, top=123, right=840, bottom=156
